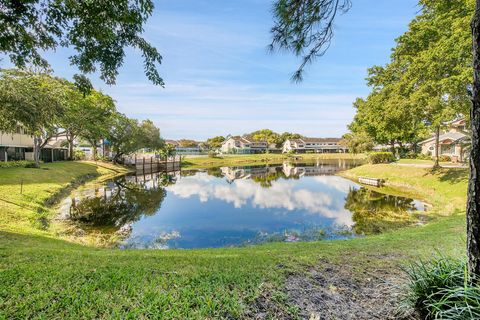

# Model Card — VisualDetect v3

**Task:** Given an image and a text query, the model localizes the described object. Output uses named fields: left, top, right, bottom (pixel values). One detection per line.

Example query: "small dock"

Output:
left=358, top=176, right=384, bottom=187
left=124, top=155, right=181, bottom=173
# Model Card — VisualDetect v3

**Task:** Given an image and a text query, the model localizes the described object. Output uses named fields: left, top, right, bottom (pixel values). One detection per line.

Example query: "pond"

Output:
left=59, top=160, right=428, bottom=249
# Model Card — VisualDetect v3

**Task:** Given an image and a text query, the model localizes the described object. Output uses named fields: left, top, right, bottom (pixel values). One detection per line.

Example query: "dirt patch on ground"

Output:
left=246, top=258, right=411, bottom=320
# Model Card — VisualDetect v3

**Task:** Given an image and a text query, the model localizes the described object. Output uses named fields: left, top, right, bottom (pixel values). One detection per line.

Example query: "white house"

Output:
left=220, top=136, right=268, bottom=154
left=420, top=119, right=467, bottom=161
left=282, top=137, right=346, bottom=153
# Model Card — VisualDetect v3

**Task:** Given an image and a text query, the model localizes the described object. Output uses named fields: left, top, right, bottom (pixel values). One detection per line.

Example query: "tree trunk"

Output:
left=434, top=126, right=440, bottom=168
left=68, top=132, right=75, bottom=161
left=87, top=139, right=98, bottom=160
left=33, top=135, right=42, bottom=168
left=390, top=140, right=395, bottom=155
left=468, top=1, right=480, bottom=281
left=113, top=151, right=123, bottom=164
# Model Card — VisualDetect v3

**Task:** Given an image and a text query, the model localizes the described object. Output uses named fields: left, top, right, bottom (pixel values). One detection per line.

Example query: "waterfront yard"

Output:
left=0, top=160, right=468, bottom=319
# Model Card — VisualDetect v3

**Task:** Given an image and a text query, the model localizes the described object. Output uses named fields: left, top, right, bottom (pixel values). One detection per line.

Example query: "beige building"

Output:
left=0, top=126, right=68, bottom=162
left=220, top=136, right=268, bottom=154
left=282, top=137, right=346, bottom=153
left=420, top=119, right=467, bottom=161
left=0, top=126, right=34, bottom=161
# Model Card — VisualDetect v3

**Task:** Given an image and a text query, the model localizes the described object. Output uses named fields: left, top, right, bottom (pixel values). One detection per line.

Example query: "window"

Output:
left=441, top=144, right=455, bottom=155
left=6, top=147, right=25, bottom=161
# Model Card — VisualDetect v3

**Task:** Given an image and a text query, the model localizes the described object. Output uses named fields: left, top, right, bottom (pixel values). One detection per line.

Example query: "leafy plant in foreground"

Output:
left=401, top=256, right=480, bottom=319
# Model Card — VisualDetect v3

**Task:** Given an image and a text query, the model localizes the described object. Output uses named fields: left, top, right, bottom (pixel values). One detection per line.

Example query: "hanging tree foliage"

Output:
left=0, top=0, right=164, bottom=86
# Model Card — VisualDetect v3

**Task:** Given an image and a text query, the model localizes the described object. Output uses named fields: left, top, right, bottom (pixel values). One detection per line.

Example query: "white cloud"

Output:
left=166, top=172, right=354, bottom=226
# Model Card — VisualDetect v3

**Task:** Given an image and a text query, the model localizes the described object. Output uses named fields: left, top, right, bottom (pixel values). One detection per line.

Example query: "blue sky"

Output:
left=42, top=0, right=419, bottom=140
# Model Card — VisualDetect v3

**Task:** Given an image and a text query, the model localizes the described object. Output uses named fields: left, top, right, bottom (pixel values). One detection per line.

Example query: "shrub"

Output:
left=403, top=151, right=417, bottom=159
left=439, top=155, right=452, bottom=162
left=95, top=156, right=110, bottom=162
left=73, top=149, right=86, bottom=160
left=416, top=153, right=432, bottom=160
left=0, top=160, right=36, bottom=168
left=208, top=150, right=217, bottom=158
left=367, top=152, right=395, bottom=164
left=401, top=257, right=480, bottom=319
left=24, top=162, right=38, bottom=168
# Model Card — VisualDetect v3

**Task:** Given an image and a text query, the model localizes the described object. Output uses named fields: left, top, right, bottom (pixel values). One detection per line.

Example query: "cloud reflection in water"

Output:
left=167, top=172, right=356, bottom=226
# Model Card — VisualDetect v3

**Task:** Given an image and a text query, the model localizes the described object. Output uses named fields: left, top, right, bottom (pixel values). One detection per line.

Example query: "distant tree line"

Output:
left=0, top=69, right=163, bottom=167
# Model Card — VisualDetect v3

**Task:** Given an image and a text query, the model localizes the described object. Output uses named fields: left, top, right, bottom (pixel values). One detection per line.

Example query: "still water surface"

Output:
left=60, top=160, right=427, bottom=249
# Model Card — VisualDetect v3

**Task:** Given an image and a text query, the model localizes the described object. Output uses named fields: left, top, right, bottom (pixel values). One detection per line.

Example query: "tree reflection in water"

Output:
left=344, top=187, right=419, bottom=235
left=69, top=174, right=168, bottom=232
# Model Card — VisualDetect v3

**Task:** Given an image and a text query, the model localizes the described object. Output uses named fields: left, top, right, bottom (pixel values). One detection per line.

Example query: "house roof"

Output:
left=242, top=135, right=267, bottom=144
left=446, top=118, right=467, bottom=127
left=301, top=137, right=342, bottom=143
left=44, top=136, right=69, bottom=149
left=289, top=139, right=304, bottom=144
left=420, top=131, right=467, bottom=144
left=225, top=136, right=267, bottom=144
left=165, top=140, right=179, bottom=146
left=229, top=136, right=250, bottom=143
left=288, top=137, right=341, bottom=144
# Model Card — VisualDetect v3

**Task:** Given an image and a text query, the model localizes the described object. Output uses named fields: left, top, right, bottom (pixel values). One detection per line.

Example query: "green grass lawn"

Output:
left=396, top=159, right=436, bottom=165
left=341, top=164, right=468, bottom=215
left=0, top=161, right=129, bottom=235
left=182, top=153, right=366, bottom=169
left=0, top=161, right=468, bottom=319
left=397, top=159, right=466, bottom=167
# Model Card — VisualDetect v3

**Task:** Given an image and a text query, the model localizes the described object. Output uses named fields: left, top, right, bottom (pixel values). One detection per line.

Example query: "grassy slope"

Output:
left=396, top=159, right=456, bottom=165
left=341, top=164, right=468, bottom=215
left=182, top=153, right=366, bottom=168
left=0, top=162, right=468, bottom=319
left=0, top=161, right=129, bottom=235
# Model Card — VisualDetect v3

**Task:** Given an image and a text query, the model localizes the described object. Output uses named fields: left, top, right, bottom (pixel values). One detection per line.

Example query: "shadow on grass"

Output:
left=428, top=167, right=469, bottom=184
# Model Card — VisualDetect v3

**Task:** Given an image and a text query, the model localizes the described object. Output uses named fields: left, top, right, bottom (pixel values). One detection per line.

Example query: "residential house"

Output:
left=282, top=137, right=346, bottom=153
left=164, top=140, right=180, bottom=147
left=420, top=118, right=468, bottom=161
left=0, top=126, right=68, bottom=162
left=0, top=126, right=34, bottom=161
left=165, top=139, right=204, bottom=155
left=220, top=136, right=268, bottom=154
left=41, top=135, right=69, bottom=162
